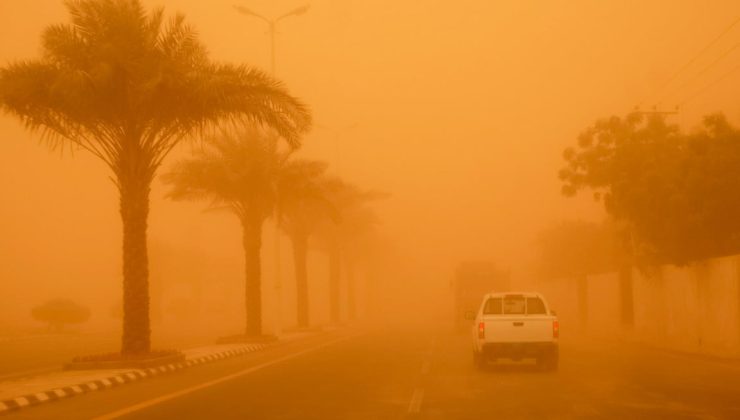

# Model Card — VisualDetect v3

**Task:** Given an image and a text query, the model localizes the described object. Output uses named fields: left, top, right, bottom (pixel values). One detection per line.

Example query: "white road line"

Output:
left=93, top=335, right=357, bottom=420
left=407, top=388, right=425, bottom=414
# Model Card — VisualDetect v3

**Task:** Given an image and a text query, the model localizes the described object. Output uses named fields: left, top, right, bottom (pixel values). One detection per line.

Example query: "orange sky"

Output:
left=2, top=0, right=740, bottom=327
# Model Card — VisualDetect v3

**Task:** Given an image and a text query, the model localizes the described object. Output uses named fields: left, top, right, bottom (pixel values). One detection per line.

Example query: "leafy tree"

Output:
left=32, top=299, right=91, bottom=332
left=163, top=128, right=292, bottom=337
left=276, top=160, right=338, bottom=328
left=0, top=0, right=310, bottom=354
left=560, top=114, right=685, bottom=264
left=680, top=115, right=740, bottom=260
left=560, top=113, right=740, bottom=265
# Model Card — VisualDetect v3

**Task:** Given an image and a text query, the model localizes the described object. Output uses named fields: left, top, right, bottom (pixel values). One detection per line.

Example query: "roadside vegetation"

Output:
left=31, top=299, right=91, bottom=332
left=560, top=113, right=740, bottom=266
left=0, top=0, right=383, bottom=359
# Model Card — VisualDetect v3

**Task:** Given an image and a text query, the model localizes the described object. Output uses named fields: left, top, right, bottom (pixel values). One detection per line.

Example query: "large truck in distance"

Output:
left=452, top=261, right=510, bottom=331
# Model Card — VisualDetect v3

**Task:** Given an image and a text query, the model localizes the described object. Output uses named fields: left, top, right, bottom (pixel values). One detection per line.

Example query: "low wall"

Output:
left=536, top=255, right=740, bottom=357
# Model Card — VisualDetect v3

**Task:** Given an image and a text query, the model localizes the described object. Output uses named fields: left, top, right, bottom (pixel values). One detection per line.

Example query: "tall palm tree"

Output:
left=0, top=0, right=310, bottom=355
left=277, top=161, right=338, bottom=328
left=163, top=128, right=288, bottom=337
left=337, top=203, right=380, bottom=320
left=314, top=180, right=384, bottom=323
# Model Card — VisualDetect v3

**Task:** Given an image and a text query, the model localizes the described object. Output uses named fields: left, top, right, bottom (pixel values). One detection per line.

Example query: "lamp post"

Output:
left=233, top=4, right=310, bottom=76
left=234, top=3, right=310, bottom=336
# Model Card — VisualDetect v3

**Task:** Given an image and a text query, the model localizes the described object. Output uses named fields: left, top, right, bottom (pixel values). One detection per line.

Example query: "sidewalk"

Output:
left=0, top=330, right=320, bottom=415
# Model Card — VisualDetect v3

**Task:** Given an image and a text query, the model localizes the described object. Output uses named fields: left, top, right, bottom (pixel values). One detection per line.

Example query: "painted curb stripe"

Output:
left=0, top=341, right=285, bottom=415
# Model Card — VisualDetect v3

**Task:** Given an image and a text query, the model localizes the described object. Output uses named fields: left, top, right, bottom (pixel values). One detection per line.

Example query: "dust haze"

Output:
left=1, top=1, right=740, bottom=418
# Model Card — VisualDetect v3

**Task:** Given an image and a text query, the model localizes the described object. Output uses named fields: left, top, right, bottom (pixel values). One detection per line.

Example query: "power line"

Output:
left=639, top=15, right=740, bottom=108
left=658, top=42, right=740, bottom=105
left=678, top=63, right=740, bottom=108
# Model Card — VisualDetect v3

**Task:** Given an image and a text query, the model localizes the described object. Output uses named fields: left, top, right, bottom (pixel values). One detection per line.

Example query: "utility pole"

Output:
left=234, top=3, right=310, bottom=336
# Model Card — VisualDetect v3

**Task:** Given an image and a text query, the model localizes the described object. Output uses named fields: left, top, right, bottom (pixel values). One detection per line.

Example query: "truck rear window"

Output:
left=482, top=296, right=547, bottom=315
left=503, top=295, right=525, bottom=314
left=483, top=297, right=502, bottom=314
left=526, top=297, right=546, bottom=314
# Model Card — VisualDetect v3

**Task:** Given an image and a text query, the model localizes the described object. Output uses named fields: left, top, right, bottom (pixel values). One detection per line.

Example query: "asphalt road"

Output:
left=6, top=328, right=740, bottom=419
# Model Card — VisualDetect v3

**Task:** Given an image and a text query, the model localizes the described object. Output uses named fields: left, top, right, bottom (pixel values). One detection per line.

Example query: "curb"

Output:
left=0, top=343, right=269, bottom=416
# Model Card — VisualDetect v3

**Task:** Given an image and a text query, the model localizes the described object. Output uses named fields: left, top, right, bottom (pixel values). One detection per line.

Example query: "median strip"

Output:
left=0, top=341, right=273, bottom=416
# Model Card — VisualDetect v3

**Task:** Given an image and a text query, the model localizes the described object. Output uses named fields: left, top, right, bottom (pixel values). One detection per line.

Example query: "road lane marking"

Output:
left=407, top=337, right=436, bottom=416
left=93, top=335, right=357, bottom=420
left=407, top=388, right=425, bottom=414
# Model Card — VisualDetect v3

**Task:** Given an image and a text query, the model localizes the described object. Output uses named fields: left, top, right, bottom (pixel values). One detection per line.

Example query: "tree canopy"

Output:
left=0, top=0, right=311, bottom=177
left=560, top=113, right=740, bottom=265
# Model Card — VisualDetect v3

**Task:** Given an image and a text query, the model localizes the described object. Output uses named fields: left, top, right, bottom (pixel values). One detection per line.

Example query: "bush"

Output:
left=31, top=299, right=91, bottom=332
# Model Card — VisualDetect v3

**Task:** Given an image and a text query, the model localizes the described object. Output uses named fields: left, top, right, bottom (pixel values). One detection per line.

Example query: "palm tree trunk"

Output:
left=347, top=258, right=356, bottom=321
left=242, top=214, right=263, bottom=336
left=329, top=243, right=341, bottom=323
left=292, top=232, right=309, bottom=328
left=119, top=171, right=152, bottom=355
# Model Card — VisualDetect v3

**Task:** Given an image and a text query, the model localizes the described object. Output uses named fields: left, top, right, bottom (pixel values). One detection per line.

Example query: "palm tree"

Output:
left=337, top=203, right=380, bottom=320
left=277, top=161, right=338, bottom=328
left=0, top=0, right=310, bottom=355
left=163, top=128, right=288, bottom=337
left=314, top=180, right=384, bottom=323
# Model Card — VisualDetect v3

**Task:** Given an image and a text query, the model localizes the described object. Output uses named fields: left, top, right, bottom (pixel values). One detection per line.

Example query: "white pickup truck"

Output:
left=469, top=292, right=559, bottom=370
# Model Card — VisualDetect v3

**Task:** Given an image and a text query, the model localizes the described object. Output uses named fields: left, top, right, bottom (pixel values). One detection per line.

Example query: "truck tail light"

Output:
left=553, top=320, right=559, bottom=338
left=478, top=322, right=485, bottom=339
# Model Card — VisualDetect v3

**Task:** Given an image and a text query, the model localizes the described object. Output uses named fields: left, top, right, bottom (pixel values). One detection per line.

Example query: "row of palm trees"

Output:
left=163, top=127, right=381, bottom=337
left=0, top=0, right=380, bottom=355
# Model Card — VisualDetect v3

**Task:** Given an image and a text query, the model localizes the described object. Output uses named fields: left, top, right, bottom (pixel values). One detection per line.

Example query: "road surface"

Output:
left=6, top=327, right=740, bottom=419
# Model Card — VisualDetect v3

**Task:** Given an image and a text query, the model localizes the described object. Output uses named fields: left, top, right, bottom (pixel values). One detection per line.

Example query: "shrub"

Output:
left=31, top=299, right=91, bottom=332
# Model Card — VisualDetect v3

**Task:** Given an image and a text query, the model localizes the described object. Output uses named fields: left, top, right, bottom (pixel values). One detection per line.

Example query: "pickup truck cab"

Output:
left=470, top=292, right=559, bottom=370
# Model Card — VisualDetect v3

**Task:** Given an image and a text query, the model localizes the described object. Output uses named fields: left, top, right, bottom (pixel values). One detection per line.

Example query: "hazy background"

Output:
left=2, top=0, right=740, bottom=336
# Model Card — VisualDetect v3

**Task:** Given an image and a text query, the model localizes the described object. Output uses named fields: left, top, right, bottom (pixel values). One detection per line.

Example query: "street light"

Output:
left=233, top=3, right=310, bottom=337
left=233, top=4, right=311, bottom=75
